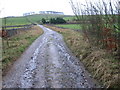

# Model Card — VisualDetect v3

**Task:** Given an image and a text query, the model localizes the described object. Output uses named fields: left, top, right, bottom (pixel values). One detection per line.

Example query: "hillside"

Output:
left=1, top=14, right=74, bottom=26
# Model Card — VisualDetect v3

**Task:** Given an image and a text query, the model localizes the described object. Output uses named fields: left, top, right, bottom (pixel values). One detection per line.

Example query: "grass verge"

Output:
left=2, top=25, right=43, bottom=75
left=44, top=25, right=120, bottom=88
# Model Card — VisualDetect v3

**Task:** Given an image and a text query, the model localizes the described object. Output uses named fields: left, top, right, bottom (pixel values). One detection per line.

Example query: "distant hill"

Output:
left=1, top=14, right=75, bottom=26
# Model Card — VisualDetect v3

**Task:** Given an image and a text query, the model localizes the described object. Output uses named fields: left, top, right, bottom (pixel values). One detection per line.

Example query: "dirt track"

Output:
left=2, top=25, right=99, bottom=88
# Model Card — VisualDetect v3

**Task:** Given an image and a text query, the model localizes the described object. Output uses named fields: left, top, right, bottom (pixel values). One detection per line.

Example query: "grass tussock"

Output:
left=45, top=25, right=119, bottom=88
left=2, top=25, right=43, bottom=73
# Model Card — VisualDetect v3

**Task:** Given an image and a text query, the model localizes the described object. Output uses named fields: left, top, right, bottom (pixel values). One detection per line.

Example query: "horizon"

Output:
left=1, top=10, right=74, bottom=18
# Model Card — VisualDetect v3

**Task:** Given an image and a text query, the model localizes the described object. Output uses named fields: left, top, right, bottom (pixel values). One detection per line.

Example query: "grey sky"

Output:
left=0, top=0, right=119, bottom=18
left=0, top=0, right=74, bottom=17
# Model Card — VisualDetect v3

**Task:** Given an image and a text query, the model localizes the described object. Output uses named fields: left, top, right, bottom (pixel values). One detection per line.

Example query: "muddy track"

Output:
left=2, top=25, right=100, bottom=88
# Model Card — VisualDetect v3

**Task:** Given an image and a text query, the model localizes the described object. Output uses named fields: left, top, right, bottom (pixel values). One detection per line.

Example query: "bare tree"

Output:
left=70, top=0, right=120, bottom=58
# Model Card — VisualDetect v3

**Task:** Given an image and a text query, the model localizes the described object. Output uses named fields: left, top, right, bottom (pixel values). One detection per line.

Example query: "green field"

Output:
left=0, top=14, right=75, bottom=28
left=1, top=14, right=71, bottom=26
left=2, top=17, right=31, bottom=26
left=63, top=16, right=76, bottom=21
left=27, top=14, right=65, bottom=24
left=56, top=24, right=81, bottom=30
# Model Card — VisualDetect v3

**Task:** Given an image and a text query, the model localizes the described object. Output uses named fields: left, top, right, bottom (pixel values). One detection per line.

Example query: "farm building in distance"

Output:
left=23, top=11, right=64, bottom=16
left=23, top=12, right=35, bottom=16
left=39, top=11, right=64, bottom=15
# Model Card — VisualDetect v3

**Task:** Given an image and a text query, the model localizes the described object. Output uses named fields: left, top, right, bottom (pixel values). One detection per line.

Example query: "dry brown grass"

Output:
left=2, top=25, right=43, bottom=74
left=45, top=25, right=120, bottom=88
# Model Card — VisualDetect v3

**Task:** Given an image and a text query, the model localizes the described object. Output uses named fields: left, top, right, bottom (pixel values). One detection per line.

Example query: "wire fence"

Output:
left=1, top=24, right=32, bottom=37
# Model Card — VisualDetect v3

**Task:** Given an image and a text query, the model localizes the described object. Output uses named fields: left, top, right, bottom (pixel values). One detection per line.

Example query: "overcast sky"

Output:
left=0, top=0, right=119, bottom=18
left=0, top=0, right=74, bottom=17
